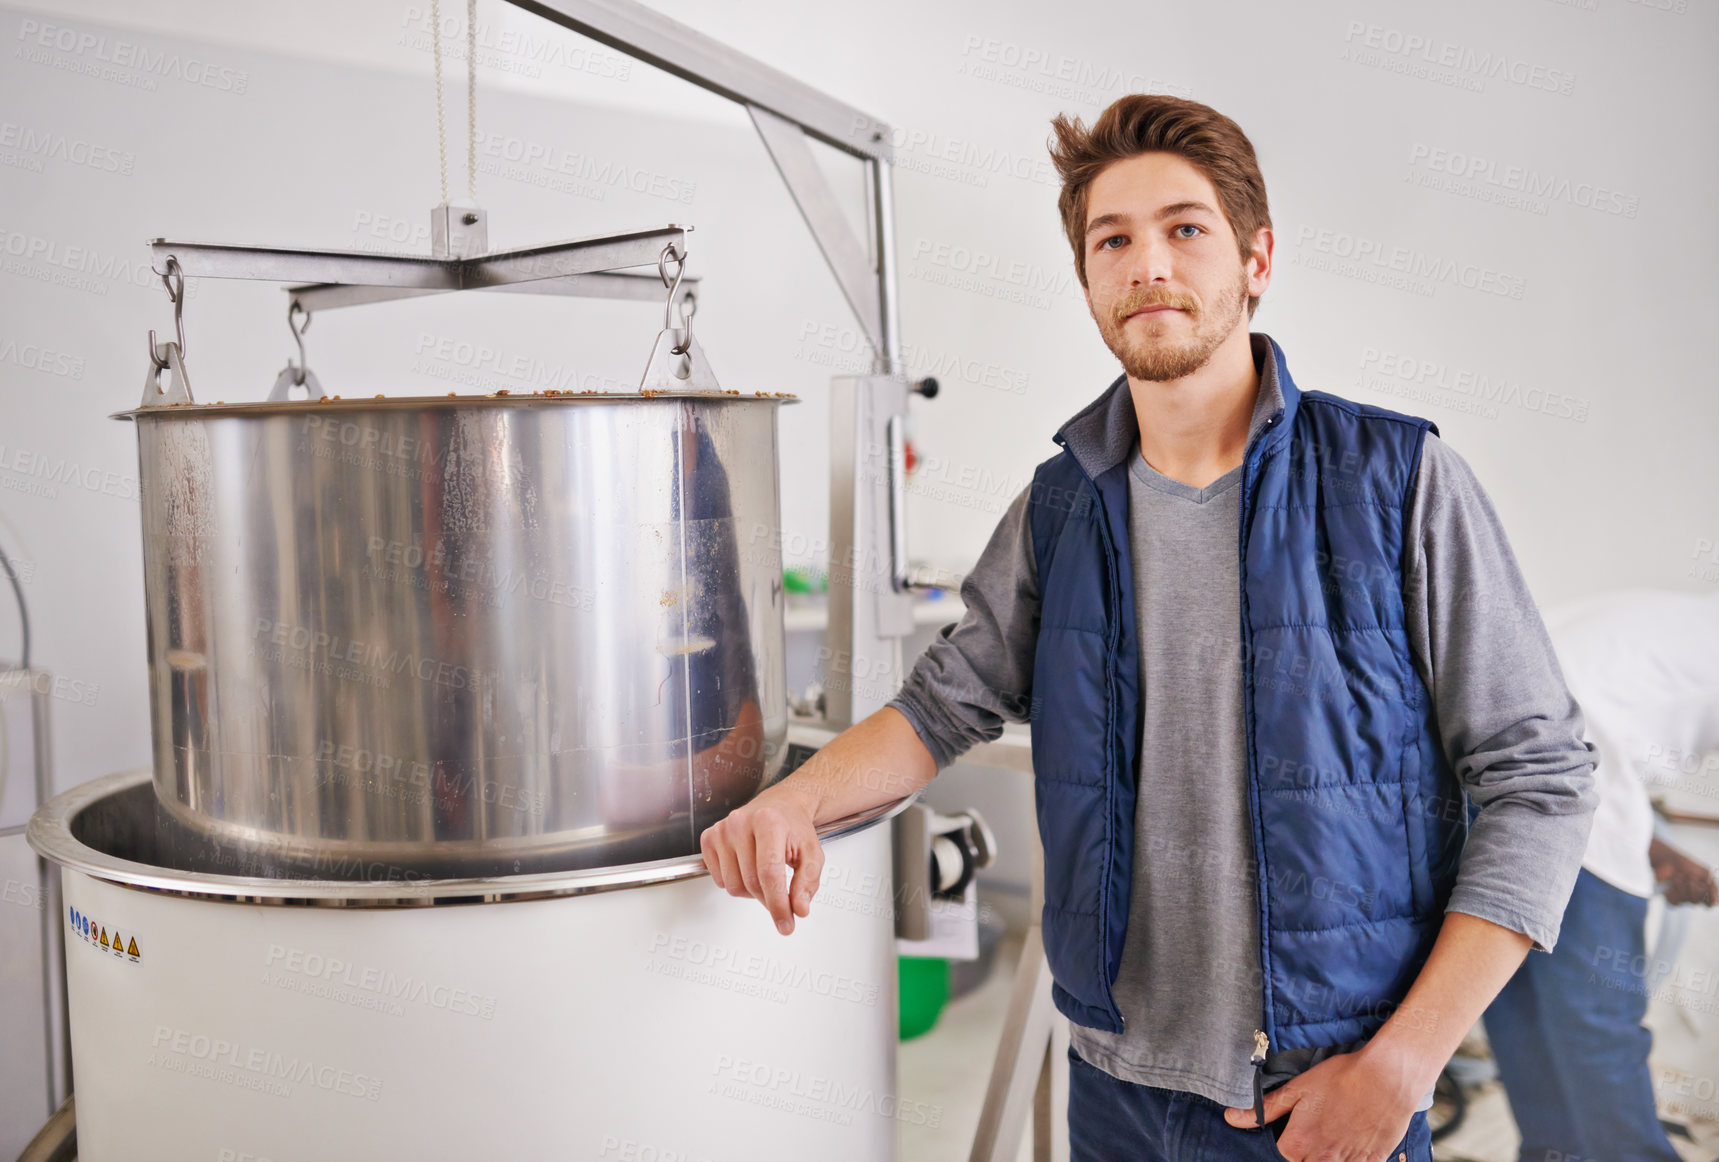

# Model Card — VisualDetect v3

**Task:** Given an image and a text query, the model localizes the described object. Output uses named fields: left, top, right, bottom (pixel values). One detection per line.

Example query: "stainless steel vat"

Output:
left=118, top=391, right=794, bottom=875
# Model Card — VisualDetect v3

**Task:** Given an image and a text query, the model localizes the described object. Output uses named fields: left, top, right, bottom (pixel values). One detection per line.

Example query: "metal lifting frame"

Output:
left=152, top=0, right=902, bottom=370
left=507, top=0, right=902, bottom=370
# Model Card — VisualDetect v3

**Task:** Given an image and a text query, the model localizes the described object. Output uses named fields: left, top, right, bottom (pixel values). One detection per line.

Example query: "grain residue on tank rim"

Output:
left=147, top=387, right=794, bottom=408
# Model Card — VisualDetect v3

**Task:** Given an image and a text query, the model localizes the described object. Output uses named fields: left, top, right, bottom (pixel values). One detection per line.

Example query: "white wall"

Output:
left=3, top=0, right=1715, bottom=794
left=2, top=0, right=1715, bottom=1150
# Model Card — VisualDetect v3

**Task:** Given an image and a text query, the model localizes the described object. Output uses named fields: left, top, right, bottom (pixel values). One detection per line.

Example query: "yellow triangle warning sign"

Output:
left=99, top=928, right=109, bottom=948
left=127, top=937, right=139, bottom=958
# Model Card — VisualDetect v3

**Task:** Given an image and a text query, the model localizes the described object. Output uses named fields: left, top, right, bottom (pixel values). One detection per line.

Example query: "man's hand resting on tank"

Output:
left=700, top=782, right=825, bottom=936
left=698, top=706, right=939, bottom=935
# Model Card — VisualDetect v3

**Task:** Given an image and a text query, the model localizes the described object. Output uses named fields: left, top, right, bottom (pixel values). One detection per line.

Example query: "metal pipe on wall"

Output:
left=870, top=157, right=904, bottom=377
left=32, top=683, right=68, bottom=1110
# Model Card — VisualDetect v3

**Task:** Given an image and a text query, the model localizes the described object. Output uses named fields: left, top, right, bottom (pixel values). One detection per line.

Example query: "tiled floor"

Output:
left=900, top=932, right=1719, bottom=1162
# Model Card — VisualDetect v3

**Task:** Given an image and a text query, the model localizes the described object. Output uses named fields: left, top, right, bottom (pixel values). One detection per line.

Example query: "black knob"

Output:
left=912, top=376, right=940, bottom=400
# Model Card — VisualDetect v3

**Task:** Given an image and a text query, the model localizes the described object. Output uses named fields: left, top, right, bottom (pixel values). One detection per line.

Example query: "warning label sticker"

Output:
left=68, top=906, right=141, bottom=964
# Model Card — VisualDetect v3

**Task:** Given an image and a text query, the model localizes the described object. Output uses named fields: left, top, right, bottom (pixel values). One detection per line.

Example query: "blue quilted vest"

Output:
left=1026, top=335, right=1466, bottom=1076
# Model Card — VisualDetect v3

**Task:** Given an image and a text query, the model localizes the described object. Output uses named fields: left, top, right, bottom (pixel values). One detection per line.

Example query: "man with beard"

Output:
left=701, top=95, right=1597, bottom=1162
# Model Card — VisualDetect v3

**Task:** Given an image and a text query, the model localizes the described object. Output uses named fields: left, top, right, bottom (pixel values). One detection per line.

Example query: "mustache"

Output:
left=1112, top=288, right=1197, bottom=326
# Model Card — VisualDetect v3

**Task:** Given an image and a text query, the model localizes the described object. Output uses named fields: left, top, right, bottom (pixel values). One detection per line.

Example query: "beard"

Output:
left=1094, top=263, right=1249, bottom=382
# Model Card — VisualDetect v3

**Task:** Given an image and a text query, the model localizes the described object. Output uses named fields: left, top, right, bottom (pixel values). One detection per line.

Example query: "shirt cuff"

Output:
left=1444, top=887, right=1560, bottom=954
left=884, top=692, right=957, bottom=771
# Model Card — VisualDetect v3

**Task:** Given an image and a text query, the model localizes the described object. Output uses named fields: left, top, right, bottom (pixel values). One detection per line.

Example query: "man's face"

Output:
left=1081, top=152, right=1264, bottom=382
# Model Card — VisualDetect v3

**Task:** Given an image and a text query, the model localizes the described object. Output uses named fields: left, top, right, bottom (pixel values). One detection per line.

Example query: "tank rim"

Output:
left=28, top=768, right=910, bottom=908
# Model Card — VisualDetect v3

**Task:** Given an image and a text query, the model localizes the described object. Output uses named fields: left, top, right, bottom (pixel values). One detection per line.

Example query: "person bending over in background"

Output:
left=1485, top=589, right=1719, bottom=1162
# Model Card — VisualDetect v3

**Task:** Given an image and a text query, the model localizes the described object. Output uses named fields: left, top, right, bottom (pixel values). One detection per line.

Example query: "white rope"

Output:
left=430, top=0, right=480, bottom=207
left=466, top=0, right=477, bottom=203
left=431, top=0, right=448, bottom=206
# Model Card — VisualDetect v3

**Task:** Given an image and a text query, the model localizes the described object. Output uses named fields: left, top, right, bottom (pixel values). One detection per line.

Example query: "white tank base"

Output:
left=61, top=822, right=907, bottom=1162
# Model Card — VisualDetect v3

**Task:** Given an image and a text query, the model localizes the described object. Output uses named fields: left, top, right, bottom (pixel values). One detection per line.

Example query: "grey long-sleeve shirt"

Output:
left=886, top=331, right=1598, bottom=1107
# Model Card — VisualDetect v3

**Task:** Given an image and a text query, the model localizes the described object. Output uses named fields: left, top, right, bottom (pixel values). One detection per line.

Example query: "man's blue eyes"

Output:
left=1098, top=225, right=1202, bottom=251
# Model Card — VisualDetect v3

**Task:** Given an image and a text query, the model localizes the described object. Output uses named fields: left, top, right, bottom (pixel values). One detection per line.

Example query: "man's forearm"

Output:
left=1358, top=911, right=1532, bottom=1098
left=764, top=706, right=938, bottom=826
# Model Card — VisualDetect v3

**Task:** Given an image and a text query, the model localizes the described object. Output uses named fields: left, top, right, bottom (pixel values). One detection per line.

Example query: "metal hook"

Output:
left=268, top=297, right=324, bottom=402
left=287, top=298, right=312, bottom=386
left=657, top=241, right=693, bottom=357
left=147, top=255, right=186, bottom=372
left=656, top=240, right=685, bottom=294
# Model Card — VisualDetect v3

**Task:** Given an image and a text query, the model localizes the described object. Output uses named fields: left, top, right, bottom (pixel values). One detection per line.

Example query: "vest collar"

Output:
left=1052, top=331, right=1302, bottom=482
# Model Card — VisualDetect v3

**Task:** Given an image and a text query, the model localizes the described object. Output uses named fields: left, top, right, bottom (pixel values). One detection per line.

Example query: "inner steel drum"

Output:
left=119, top=391, right=793, bottom=877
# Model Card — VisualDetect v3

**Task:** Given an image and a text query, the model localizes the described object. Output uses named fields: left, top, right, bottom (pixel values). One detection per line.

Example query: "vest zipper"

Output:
left=1250, top=1028, right=1269, bottom=1127
left=1239, top=409, right=1281, bottom=1128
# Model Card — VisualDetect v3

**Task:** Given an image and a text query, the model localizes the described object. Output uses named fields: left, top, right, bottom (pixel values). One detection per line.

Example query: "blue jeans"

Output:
left=1067, top=1044, right=1432, bottom=1162
left=1484, top=867, right=1681, bottom=1162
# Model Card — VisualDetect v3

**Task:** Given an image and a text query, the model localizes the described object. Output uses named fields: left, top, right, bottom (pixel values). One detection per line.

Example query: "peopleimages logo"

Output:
left=0, top=228, right=201, bottom=298
left=1292, top=225, right=1527, bottom=301
left=1406, top=143, right=1639, bottom=219
left=472, top=131, right=696, bottom=205
left=397, top=7, right=632, bottom=82
left=954, top=34, right=1194, bottom=106
left=0, top=440, right=140, bottom=502
left=0, top=336, right=84, bottom=379
left=710, top=1055, right=942, bottom=1128
left=250, top=616, right=495, bottom=693
left=878, top=121, right=1057, bottom=190
left=1340, top=21, right=1575, bottom=96
left=0, top=668, right=100, bottom=708
left=15, top=18, right=250, bottom=94
left=264, top=944, right=498, bottom=1021
left=0, top=121, right=134, bottom=175
left=148, top=1026, right=383, bottom=1101
left=1356, top=346, right=1590, bottom=423
left=907, top=237, right=1080, bottom=312
left=645, top=932, right=881, bottom=1008
left=794, top=319, right=1031, bottom=395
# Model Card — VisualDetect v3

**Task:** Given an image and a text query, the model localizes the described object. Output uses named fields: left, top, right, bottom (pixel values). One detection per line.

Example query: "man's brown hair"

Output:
left=1049, top=95, right=1271, bottom=318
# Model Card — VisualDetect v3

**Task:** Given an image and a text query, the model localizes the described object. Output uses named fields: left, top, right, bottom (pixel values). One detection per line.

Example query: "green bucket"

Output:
left=898, top=956, right=951, bottom=1041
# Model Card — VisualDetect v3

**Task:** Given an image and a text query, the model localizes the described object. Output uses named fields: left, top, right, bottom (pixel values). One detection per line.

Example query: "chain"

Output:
left=431, top=0, right=448, bottom=205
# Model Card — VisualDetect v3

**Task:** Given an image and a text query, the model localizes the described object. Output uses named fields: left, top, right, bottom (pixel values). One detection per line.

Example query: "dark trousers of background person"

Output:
left=1066, top=1044, right=1433, bottom=1162
left=1484, top=867, right=1684, bottom=1162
